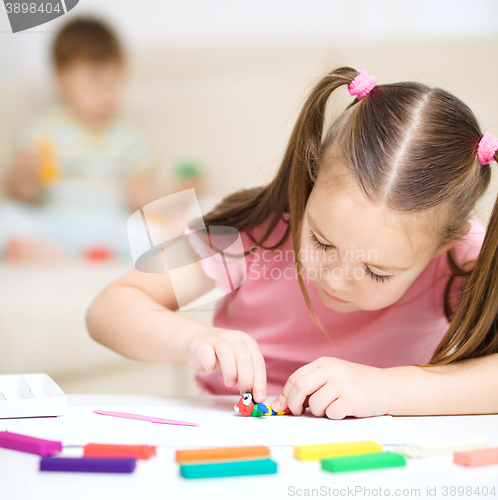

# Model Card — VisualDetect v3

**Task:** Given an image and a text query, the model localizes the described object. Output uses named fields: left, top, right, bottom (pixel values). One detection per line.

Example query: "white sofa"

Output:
left=0, top=260, right=220, bottom=395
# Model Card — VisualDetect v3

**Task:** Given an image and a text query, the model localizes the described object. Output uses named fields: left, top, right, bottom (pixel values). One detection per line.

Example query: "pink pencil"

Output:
left=93, top=410, right=199, bottom=427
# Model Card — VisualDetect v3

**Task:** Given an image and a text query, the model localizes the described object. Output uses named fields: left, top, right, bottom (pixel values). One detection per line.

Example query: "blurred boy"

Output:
left=2, top=17, right=158, bottom=261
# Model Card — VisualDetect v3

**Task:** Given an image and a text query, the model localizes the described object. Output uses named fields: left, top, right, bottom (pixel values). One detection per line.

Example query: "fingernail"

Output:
left=272, top=400, right=281, bottom=410
left=227, top=380, right=236, bottom=386
left=256, top=392, right=264, bottom=402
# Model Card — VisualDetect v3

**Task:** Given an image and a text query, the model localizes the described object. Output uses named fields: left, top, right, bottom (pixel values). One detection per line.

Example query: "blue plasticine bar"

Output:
left=40, top=457, right=136, bottom=473
left=180, top=458, right=277, bottom=479
left=321, top=452, right=406, bottom=473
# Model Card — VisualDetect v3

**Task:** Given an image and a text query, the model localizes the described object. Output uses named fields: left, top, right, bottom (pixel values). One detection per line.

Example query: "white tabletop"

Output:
left=1, top=395, right=497, bottom=500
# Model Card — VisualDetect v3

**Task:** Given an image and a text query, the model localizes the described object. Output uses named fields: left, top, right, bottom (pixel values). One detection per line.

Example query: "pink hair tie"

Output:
left=348, top=70, right=376, bottom=100
left=477, top=132, right=498, bottom=165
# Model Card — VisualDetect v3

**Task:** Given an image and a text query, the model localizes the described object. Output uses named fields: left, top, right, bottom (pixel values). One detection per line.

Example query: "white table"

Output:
left=1, top=395, right=497, bottom=500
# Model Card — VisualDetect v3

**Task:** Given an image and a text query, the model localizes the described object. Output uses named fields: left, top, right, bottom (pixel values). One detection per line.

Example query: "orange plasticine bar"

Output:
left=454, top=447, right=498, bottom=467
left=83, top=443, right=156, bottom=460
left=175, top=445, right=270, bottom=463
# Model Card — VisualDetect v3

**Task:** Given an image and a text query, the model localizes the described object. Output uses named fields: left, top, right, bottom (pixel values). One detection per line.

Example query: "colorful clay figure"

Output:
left=234, top=392, right=291, bottom=417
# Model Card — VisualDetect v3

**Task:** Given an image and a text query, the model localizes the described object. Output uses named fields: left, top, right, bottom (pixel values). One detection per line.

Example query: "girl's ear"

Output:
left=432, top=221, right=471, bottom=258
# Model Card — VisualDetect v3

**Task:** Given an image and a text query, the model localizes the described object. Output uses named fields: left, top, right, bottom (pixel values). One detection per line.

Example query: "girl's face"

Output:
left=299, top=166, right=454, bottom=312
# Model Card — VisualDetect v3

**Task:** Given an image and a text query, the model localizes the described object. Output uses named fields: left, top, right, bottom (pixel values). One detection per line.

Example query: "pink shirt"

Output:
left=195, top=212, right=486, bottom=396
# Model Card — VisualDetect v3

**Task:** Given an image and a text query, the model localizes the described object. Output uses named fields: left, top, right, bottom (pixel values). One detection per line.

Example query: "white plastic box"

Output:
left=0, top=373, right=67, bottom=419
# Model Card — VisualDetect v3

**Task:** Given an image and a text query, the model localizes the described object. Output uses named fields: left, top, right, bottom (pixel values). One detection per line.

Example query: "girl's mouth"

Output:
left=321, top=285, right=350, bottom=303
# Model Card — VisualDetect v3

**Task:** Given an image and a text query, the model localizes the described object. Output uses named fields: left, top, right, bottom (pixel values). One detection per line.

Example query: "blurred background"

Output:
left=1, top=0, right=497, bottom=396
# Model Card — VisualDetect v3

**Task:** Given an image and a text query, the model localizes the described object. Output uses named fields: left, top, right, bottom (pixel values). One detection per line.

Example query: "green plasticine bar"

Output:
left=180, top=458, right=277, bottom=479
left=321, top=452, right=406, bottom=473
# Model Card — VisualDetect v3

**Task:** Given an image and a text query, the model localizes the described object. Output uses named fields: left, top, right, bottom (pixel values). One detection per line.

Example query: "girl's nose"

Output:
left=324, top=262, right=353, bottom=291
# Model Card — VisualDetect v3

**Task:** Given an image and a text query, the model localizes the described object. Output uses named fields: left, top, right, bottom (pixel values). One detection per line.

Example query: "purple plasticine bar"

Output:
left=40, top=457, right=137, bottom=473
left=0, top=431, right=62, bottom=456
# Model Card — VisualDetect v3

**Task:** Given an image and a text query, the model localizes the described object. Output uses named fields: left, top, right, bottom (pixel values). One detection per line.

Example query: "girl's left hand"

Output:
left=270, top=357, right=392, bottom=419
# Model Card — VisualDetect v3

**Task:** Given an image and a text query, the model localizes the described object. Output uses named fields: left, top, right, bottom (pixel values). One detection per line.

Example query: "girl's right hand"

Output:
left=182, top=328, right=267, bottom=403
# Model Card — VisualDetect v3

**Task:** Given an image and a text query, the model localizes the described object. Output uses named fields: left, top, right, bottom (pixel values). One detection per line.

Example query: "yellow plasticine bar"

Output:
left=294, top=440, right=382, bottom=461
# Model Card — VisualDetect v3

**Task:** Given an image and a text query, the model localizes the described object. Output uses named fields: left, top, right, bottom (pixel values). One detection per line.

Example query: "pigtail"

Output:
left=429, top=151, right=498, bottom=365
left=201, top=67, right=359, bottom=334
left=285, top=67, right=359, bottom=333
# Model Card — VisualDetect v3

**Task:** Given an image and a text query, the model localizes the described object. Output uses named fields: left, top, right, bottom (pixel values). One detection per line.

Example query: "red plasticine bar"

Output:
left=84, top=443, right=156, bottom=460
left=454, top=447, right=498, bottom=467
left=0, top=431, right=62, bottom=456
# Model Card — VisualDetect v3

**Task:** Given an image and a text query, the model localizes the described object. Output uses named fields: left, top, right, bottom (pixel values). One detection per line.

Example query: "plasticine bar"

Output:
left=40, top=457, right=136, bottom=473
left=294, top=440, right=382, bottom=461
left=396, top=436, right=489, bottom=458
left=176, top=445, right=270, bottom=463
left=0, top=431, right=62, bottom=456
left=179, top=458, right=277, bottom=479
left=321, top=451, right=406, bottom=473
left=83, top=443, right=156, bottom=460
left=454, top=447, right=498, bottom=467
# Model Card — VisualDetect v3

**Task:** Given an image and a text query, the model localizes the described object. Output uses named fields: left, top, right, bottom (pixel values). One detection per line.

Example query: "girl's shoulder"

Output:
left=188, top=212, right=291, bottom=294
left=450, top=213, right=486, bottom=266
left=242, top=212, right=291, bottom=251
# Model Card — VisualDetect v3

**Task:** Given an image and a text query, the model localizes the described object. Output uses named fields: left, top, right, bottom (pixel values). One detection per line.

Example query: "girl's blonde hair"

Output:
left=202, top=66, right=498, bottom=367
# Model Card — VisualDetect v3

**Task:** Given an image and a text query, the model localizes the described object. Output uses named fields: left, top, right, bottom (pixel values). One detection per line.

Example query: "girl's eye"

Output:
left=364, top=266, right=393, bottom=284
left=309, top=229, right=394, bottom=283
left=309, top=230, right=334, bottom=251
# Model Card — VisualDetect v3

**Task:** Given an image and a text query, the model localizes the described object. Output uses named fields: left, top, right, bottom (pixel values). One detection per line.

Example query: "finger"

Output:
left=213, top=359, right=222, bottom=373
left=285, top=374, right=325, bottom=416
left=307, top=386, right=339, bottom=417
left=233, top=344, right=254, bottom=396
left=249, top=344, right=267, bottom=403
left=271, top=363, right=317, bottom=412
left=325, top=397, right=350, bottom=420
left=195, top=343, right=217, bottom=372
left=213, top=340, right=238, bottom=387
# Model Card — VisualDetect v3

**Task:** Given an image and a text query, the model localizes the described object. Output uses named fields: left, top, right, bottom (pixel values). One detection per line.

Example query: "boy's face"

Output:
left=56, top=60, right=124, bottom=123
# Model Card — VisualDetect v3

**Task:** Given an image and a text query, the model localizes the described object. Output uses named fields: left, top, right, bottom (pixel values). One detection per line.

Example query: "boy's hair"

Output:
left=52, top=17, right=123, bottom=69
left=201, top=66, right=498, bottom=368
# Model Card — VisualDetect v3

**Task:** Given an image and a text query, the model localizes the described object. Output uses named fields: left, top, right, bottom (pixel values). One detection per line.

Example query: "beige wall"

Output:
left=124, top=40, right=498, bottom=224
left=2, top=39, right=497, bottom=218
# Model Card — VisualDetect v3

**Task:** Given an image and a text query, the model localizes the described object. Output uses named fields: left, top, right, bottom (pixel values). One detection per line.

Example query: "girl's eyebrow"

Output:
left=307, top=212, right=410, bottom=273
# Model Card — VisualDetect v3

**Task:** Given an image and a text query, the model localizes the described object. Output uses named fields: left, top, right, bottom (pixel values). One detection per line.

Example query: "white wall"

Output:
left=1, top=0, right=498, bottom=91
left=3, top=0, right=498, bottom=45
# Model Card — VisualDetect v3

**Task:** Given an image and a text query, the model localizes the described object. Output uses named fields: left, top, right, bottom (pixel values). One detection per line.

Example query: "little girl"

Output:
left=86, top=67, right=498, bottom=419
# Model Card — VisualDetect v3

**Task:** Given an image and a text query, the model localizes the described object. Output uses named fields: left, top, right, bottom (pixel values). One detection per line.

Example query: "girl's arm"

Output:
left=85, top=265, right=268, bottom=401
left=386, top=353, right=498, bottom=415
left=271, top=354, right=498, bottom=418
left=85, top=267, right=212, bottom=363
